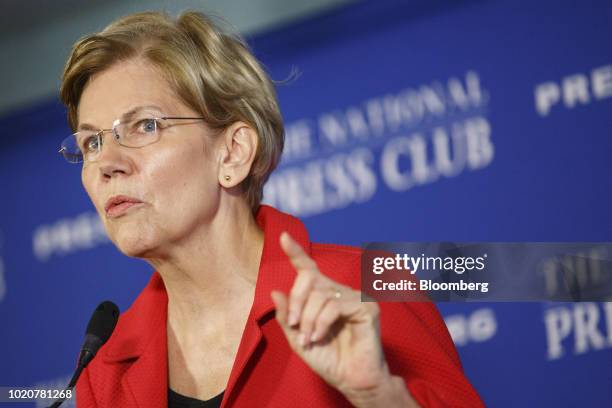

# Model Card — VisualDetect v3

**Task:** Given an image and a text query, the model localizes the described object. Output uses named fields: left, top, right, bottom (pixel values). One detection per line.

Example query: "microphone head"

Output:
left=78, top=301, right=120, bottom=369
left=85, top=301, right=120, bottom=345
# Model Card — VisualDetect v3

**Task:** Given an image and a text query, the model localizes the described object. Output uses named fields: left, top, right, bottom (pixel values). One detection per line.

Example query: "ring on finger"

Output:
left=328, top=288, right=342, bottom=300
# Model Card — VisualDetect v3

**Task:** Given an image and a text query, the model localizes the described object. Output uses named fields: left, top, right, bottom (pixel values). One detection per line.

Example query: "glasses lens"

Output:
left=116, top=117, right=160, bottom=148
left=60, top=132, right=103, bottom=163
left=59, top=134, right=84, bottom=163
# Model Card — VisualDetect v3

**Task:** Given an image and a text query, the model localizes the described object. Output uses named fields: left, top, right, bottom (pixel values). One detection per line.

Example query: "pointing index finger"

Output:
left=280, top=231, right=317, bottom=273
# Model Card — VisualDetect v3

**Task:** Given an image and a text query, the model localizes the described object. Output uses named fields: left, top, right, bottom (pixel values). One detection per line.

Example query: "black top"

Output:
left=168, top=388, right=224, bottom=408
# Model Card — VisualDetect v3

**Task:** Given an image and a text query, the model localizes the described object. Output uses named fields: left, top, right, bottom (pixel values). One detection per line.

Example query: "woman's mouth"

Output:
left=105, top=195, right=144, bottom=218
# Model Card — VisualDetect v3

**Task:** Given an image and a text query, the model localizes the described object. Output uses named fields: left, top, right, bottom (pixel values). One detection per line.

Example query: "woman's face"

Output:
left=78, top=58, right=222, bottom=258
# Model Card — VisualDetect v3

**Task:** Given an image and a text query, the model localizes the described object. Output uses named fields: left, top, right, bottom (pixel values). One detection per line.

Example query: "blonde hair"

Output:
left=60, top=10, right=284, bottom=212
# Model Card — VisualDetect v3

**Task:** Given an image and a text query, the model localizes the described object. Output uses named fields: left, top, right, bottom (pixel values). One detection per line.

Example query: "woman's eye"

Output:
left=81, top=135, right=100, bottom=152
left=136, top=118, right=157, bottom=133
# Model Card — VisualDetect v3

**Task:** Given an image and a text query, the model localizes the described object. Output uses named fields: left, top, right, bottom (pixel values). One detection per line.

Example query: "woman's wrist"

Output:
left=342, top=373, right=420, bottom=408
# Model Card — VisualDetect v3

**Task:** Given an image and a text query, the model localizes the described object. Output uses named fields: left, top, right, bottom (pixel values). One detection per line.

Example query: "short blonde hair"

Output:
left=60, top=10, right=284, bottom=212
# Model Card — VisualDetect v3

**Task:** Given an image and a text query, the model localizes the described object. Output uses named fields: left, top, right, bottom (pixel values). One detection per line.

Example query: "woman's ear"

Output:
left=217, top=121, right=258, bottom=187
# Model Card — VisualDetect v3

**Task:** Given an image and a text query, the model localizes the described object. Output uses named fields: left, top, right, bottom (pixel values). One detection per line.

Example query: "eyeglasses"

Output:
left=59, top=116, right=205, bottom=164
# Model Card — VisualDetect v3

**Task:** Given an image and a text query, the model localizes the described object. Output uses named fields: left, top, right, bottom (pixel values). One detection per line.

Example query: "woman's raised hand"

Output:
left=271, top=232, right=417, bottom=408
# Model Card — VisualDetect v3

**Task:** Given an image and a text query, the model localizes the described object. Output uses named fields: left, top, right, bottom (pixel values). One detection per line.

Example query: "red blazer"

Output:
left=76, top=205, right=484, bottom=407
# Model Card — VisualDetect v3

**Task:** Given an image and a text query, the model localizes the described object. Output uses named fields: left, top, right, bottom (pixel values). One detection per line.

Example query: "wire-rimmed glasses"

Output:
left=59, top=116, right=205, bottom=164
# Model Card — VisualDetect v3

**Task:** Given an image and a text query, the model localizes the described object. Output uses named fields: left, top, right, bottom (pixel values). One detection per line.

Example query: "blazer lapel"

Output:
left=122, top=324, right=168, bottom=408
left=103, top=272, right=169, bottom=408
left=222, top=205, right=311, bottom=407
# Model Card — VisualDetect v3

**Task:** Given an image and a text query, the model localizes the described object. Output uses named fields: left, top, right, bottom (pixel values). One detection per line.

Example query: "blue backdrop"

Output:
left=1, top=0, right=611, bottom=406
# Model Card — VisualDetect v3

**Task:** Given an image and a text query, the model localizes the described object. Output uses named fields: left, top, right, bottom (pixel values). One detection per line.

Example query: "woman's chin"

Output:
left=112, top=234, right=160, bottom=259
left=118, top=245, right=154, bottom=259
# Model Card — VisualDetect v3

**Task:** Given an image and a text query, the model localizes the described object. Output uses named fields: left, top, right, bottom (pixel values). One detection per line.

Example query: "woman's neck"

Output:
left=158, top=201, right=264, bottom=398
left=147, top=200, right=264, bottom=334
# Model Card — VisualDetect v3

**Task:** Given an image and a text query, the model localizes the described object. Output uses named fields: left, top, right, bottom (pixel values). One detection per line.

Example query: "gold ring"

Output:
left=330, top=289, right=342, bottom=300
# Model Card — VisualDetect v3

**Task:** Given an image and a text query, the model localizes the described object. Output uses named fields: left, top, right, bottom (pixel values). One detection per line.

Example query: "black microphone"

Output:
left=78, top=301, right=120, bottom=369
left=48, top=301, right=120, bottom=408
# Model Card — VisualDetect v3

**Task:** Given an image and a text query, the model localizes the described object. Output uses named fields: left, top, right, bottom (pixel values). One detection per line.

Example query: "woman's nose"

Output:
left=96, top=133, right=132, bottom=179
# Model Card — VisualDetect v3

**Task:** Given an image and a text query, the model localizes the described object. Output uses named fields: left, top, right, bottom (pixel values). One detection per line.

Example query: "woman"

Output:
left=59, top=10, right=483, bottom=408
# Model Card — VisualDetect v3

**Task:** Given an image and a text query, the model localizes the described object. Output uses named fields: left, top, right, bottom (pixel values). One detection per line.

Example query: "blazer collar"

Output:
left=101, top=204, right=311, bottom=363
left=102, top=272, right=167, bottom=363
left=249, top=204, right=311, bottom=320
